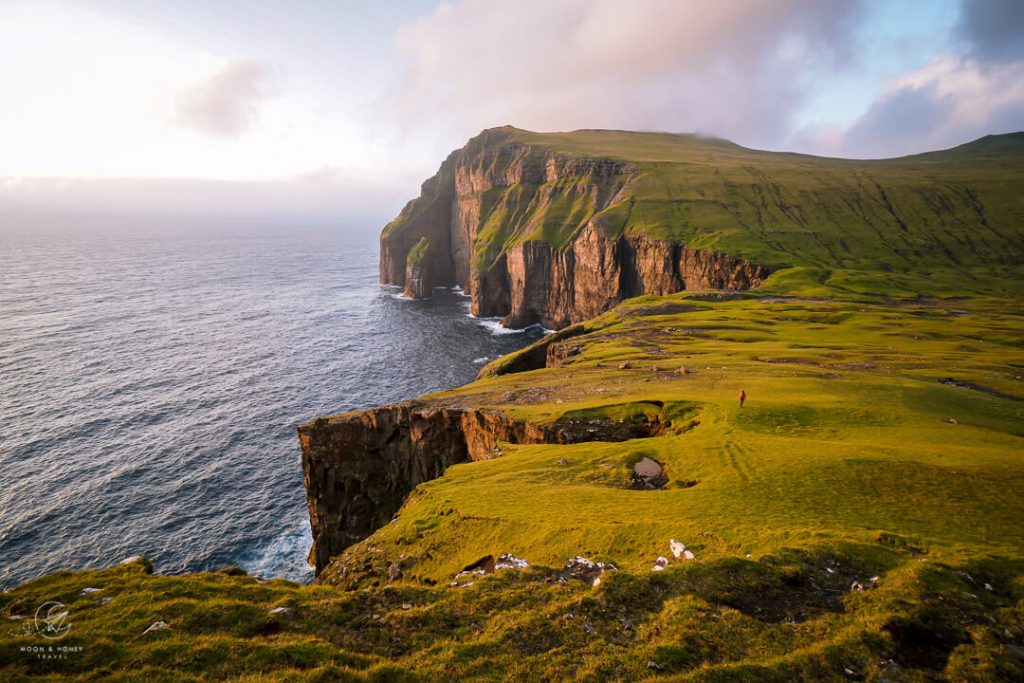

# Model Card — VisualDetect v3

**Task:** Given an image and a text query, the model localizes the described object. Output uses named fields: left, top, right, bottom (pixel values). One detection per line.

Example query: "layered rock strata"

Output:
left=299, top=404, right=567, bottom=575
left=380, top=129, right=770, bottom=329
left=299, top=399, right=673, bottom=576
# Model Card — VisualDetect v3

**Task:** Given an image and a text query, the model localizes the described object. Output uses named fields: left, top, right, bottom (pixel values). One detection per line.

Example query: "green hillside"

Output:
left=4, top=292, right=1022, bottom=681
left=386, top=127, right=1024, bottom=298
left=3, top=132, right=1023, bottom=681
left=514, top=128, right=1024, bottom=294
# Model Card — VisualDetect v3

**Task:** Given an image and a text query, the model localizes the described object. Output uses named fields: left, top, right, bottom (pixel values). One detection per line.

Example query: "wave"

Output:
left=239, top=518, right=314, bottom=582
left=469, top=315, right=526, bottom=335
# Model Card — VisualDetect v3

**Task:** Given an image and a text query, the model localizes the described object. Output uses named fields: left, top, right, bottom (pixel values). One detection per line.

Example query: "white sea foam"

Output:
left=241, top=519, right=314, bottom=583
left=466, top=312, right=555, bottom=336
left=473, top=317, right=525, bottom=335
left=381, top=285, right=412, bottom=301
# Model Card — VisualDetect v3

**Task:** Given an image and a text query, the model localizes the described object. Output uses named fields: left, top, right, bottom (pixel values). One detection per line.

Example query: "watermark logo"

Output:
left=34, top=601, right=71, bottom=640
left=9, top=600, right=84, bottom=660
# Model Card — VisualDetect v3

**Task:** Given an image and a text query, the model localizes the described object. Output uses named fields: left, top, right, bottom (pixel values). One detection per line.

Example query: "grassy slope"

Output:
left=463, top=128, right=1024, bottom=296
left=368, top=294, right=1024, bottom=578
left=5, top=293, right=1020, bottom=681
left=3, top=132, right=1024, bottom=682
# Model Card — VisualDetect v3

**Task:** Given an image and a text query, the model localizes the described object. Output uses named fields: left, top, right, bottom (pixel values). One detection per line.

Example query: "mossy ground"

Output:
left=406, top=237, right=430, bottom=268
left=5, top=288, right=1022, bottom=681
left=5, top=130, right=1024, bottom=680
left=374, top=292, right=1023, bottom=583
left=387, top=127, right=1024, bottom=295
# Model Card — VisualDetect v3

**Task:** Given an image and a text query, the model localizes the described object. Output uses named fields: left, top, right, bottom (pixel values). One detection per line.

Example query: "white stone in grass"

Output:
left=496, top=554, right=529, bottom=570
left=143, top=621, right=169, bottom=634
left=669, top=539, right=686, bottom=560
left=81, top=587, right=101, bottom=595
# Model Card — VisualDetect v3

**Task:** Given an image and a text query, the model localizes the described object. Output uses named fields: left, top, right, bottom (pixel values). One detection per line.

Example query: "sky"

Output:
left=0, top=0, right=1021, bottom=220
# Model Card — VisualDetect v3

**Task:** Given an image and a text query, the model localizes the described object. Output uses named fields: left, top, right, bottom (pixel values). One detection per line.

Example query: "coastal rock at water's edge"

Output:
left=299, top=404, right=565, bottom=575
left=379, top=127, right=770, bottom=329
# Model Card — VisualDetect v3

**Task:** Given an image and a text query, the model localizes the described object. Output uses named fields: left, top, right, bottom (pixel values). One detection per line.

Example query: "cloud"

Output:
left=174, top=59, right=279, bottom=139
left=389, top=0, right=866, bottom=150
left=957, top=0, right=1024, bottom=62
left=389, top=0, right=1024, bottom=160
left=795, top=0, right=1024, bottom=159
left=834, top=55, right=1024, bottom=157
left=0, top=174, right=406, bottom=222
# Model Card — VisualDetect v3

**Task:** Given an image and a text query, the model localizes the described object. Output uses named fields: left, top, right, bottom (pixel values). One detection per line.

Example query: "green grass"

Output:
left=4, top=296, right=1023, bottom=680
left=341, top=294, right=1023, bottom=586
left=4, top=129, right=1024, bottom=681
left=384, top=127, right=1024, bottom=299
left=3, top=542, right=1022, bottom=680
left=406, top=237, right=429, bottom=268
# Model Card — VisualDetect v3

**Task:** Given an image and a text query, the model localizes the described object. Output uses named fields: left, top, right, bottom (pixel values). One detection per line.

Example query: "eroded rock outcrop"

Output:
left=380, top=127, right=770, bottom=329
left=299, top=404, right=566, bottom=575
left=299, top=398, right=679, bottom=576
left=499, top=227, right=771, bottom=328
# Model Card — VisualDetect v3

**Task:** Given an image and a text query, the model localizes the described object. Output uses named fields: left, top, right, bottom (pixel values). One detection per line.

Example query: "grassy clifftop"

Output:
left=4, top=292, right=1022, bottom=681
left=3, top=131, right=1023, bottom=681
left=383, top=127, right=1024, bottom=299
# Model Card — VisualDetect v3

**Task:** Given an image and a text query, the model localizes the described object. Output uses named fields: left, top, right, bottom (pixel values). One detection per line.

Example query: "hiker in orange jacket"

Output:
left=739, top=389, right=747, bottom=408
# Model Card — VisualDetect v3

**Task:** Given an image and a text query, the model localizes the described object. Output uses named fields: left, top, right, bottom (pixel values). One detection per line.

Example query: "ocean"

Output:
left=0, top=220, right=542, bottom=589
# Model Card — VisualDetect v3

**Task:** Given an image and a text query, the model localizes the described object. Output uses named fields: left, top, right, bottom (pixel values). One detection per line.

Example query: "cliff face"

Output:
left=402, top=237, right=434, bottom=299
left=380, top=128, right=770, bottom=329
left=500, top=227, right=770, bottom=328
left=382, top=128, right=1024, bottom=324
left=298, top=398, right=673, bottom=576
left=299, top=404, right=565, bottom=575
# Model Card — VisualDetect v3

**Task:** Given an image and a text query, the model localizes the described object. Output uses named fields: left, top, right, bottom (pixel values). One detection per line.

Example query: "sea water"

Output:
left=0, top=219, right=541, bottom=589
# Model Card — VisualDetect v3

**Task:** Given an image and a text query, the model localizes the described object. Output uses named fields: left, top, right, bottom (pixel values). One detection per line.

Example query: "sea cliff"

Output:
left=3, top=132, right=1023, bottom=682
left=381, top=127, right=1024, bottom=327
left=380, top=128, right=770, bottom=328
left=298, top=404, right=565, bottom=575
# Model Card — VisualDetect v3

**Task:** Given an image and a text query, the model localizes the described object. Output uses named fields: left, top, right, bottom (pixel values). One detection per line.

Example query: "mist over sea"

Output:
left=0, top=219, right=542, bottom=589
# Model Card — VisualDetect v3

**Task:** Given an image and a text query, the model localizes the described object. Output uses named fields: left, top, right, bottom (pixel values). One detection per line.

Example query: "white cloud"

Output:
left=390, top=0, right=1024, bottom=160
left=0, top=174, right=405, bottom=220
left=796, top=37, right=1024, bottom=158
left=389, top=0, right=866, bottom=149
left=174, top=60, right=280, bottom=139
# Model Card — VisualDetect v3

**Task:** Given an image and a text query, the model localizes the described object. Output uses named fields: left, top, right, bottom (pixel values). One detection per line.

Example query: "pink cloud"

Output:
left=175, top=60, right=279, bottom=139
left=390, top=0, right=865, bottom=149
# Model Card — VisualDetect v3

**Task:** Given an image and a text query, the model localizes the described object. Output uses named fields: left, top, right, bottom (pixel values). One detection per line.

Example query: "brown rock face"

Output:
left=299, top=404, right=565, bottom=576
left=403, top=259, right=433, bottom=299
left=499, top=226, right=770, bottom=329
left=380, top=129, right=770, bottom=328
left=298, top=397, right=677, bottom=576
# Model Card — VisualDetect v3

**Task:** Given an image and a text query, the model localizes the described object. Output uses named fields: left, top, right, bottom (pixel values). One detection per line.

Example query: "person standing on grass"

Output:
left=739, top=389, right=746, bottom=408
